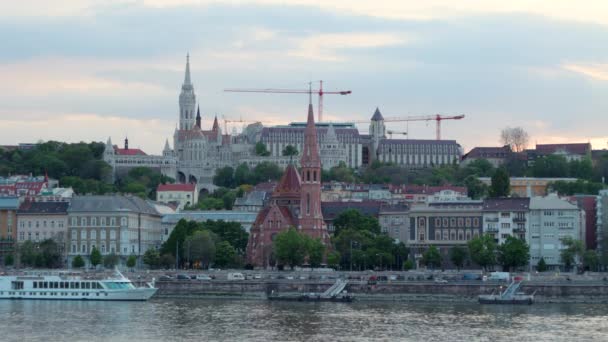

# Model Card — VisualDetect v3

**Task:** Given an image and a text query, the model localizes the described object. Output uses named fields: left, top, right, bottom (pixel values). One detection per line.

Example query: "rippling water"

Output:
left=1, top=299, right=607, bottom=341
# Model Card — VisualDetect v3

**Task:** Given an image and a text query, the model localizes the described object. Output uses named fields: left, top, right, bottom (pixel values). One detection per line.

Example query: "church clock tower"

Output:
left=298, top=97, right=328, bottom=244
left=179, top=54, right=196, bottom=130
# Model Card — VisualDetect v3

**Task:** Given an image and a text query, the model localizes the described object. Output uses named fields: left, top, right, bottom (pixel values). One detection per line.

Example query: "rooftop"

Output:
left=483, top=198, right=530, bottom=212
left=157, top=183, right=196, bottom=192
left=18, top=201, right=69, bottom=215
left=68, top=195, right=159, bottom=215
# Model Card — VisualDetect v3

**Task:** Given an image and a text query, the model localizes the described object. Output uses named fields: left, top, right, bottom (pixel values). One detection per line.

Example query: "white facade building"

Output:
left=156, top=183, right=198, bottom=210
left=67, top=195, right=162, bottom=266
left=528, top=194, right=583, bottom=269
left=482, top=198, right=530, bottom=245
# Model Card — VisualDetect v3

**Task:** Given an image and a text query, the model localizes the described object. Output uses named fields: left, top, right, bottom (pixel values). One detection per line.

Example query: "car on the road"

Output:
left=434, top=278, right=448, bottom=283
left=158, top=275, right=173, bottom=282
left=176, top=274, right=191, bottom=280
left=253, top=274, right=262, bottom=280
left=194, top=274, right=212, bottom=280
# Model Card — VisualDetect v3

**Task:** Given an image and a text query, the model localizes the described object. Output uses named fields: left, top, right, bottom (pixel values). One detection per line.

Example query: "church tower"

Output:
left=369, top=107, right=386, bottom=161
left=298, top=97, right=328, bottom=244
left=179, top=54, right=196, bottom=130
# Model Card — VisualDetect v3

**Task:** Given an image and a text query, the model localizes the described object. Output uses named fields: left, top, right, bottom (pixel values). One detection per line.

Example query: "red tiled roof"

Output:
left=272, top=164, right=301, bottom=199
left=463, top=146, right=511, bottom=159
left=157, top=183, right=196, bottom=192
left=389, top=184, right=466, bottom=195
left=536, top=143, right=591, bottom=156
left=115, top=148, right=147, bottom=156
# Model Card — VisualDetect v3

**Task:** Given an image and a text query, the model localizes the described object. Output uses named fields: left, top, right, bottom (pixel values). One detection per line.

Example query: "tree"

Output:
left=214, top=241, right=237, bottom=268
left=403, top=259, right=415, bottom=271
left=449, top=246, right=468, bottom=271
left=333, top=209, right=381, bottom=235
left=4, top=254, right=14, bottom=266
left=489, top=167, right=510, bottom=197
left=160, top=254, right=176, bottom=269
left=282, top=145, right=298, bottom=161
left=560, top=236, right=584, bottom=271
left=392, top=242, right=409, bottom=270
left=500, top=127, right=529, bottom=152
left=255, top=142, right=271, bottom=156
left=103, top=253, right=119, bottom=268
left=126, top=255, right=137, bottom=268
left=72, top=255, right=85, bottom=268
left=536, top=257, right=548, bottom=272
left=143, top=248, right=160, bottom=269
left=186, top=230, right=217, bottom=269
left=90, top=246, right=102, bottom=267
left=326, top=251, right=340, bottom=269
left=583, top=250, right=599, bottom=272
left=273, top=228, right=308, bottom=269
left=532, top=155, right=570, bottom=178
left=213, top=166, right=235, bottom=188
left=422, top=245, right=442, bottom=270
left=464, top=175, right=488, bottom=200
left=468, top=234, right=497, bottom=271
left=497, top=236, right=530, bottom=271
left=19, top=240, right=38, bottom=266
left=305, top=237, right=326, bottom=268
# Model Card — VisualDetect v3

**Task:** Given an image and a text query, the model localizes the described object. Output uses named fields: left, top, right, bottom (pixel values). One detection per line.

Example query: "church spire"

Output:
left=184, top=53, right=191, bottom=86
left=212, top=115, right=219, bottom=132
left=195, top=105, right=201, bottom=129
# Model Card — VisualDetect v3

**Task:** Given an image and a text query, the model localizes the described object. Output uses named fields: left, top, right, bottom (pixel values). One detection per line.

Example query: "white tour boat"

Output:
left=0, top=269, right=157, bottom=301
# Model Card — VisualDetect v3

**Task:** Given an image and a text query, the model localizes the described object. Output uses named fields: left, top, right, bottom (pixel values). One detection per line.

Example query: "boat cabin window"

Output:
left=11, top=281, right=24, bottom=290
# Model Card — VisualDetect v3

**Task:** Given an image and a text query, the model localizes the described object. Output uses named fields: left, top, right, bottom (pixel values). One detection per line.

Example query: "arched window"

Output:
left=307, top=170, right=311, bottom=182
left=313, top=171, right=317, bottom=182
left=306, top=193, right=310, bottom=215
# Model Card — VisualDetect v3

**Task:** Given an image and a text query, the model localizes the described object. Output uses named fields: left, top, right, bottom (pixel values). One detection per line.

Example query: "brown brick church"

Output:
left=246, top=101, right=329, bottom=267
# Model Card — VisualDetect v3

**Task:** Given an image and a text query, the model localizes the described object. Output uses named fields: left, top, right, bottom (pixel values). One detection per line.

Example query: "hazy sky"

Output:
left=1, top=0, right=607, bottom=154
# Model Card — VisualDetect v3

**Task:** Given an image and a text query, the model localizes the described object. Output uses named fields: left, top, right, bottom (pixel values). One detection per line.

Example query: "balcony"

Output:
left=485, top=217, right=499, bottom=223
left=513, top=228, right=526, bottom=233
left=485, top=227, right=499, bottom=232
left=513, top=217, right=526, bottom=223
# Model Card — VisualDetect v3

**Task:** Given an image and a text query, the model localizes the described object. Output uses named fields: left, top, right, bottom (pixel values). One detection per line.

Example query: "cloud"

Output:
left=288, top=32, right=409, bottom=61
left=562, top=63, right=608, bottom=81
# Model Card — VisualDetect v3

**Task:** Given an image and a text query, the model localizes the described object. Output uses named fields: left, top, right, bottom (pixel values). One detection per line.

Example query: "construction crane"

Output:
left=386, top=130, right=407, bottom=139
left=224, top=80, right=351, bottom=122
left=354, top=114, right=465, bottom=140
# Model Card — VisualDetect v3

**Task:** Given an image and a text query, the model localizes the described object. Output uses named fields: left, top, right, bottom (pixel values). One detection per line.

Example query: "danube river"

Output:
left=1, top=299, right=607, bottom=341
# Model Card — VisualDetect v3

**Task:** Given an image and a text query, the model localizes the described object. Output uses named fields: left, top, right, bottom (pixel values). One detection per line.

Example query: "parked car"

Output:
left=434, top=278, right=448, bottom=283
left=194, top=274, right=212, bottom=281
left=227, top=272, right=245, bottom=281
left=158, top=275, right=173, bottom=282
left=462, top=273, right=481, bottom=281
left=253, top=274, right=262, bottom=280
left=487, top=272, right=510, bottom=282
left=176, top=274, right=191, bottom=280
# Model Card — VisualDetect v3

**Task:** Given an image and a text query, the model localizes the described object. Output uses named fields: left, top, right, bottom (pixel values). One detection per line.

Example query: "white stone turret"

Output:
left=179, top=54, right=196, bottom=130
left=369, top=107, right=386, bottom=161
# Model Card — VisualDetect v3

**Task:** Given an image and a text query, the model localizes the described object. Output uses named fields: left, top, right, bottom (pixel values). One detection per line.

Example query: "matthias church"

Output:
left=104, top=56, right=462, bottom=192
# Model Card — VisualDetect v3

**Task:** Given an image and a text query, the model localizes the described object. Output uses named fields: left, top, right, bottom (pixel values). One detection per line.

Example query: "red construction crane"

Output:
left=224, top=80, right=351, bottom=122
left=354, top=114, right=465, bottom=140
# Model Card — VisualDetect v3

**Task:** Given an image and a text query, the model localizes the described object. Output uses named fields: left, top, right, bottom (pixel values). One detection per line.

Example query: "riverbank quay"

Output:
left=152, top=279, right=608, bottom=304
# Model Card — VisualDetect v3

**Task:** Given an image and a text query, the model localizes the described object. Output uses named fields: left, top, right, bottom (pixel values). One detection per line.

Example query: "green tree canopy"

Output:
left=72, top=255, right=85, bottom=268
left=560, top=236, right=584, bottom=271
left=497, top=236, right=530, bottom=271
left=489, top=167, right=510, bottom=197
left=186, top=230, right=217, bottom=269
left=468, top=234, right=497, bottom=271
left=273, top=228, right=309, bottom=269
left=536, top=257, right=548, bottom=272
left=449, top=246, right=468, bottom=271
left=143, top=248, right=160, bottom=269
left=90, top=246, right=102, bottom=267
left=422, top=245, right=442, bottom=270
left=305, top=237, right=326, bottom=268
left=333, top=209, right=381, bottom=236
left=214, top=241, right=237, bottom=268
left=255, top=142, right=271, bottom=156
left=126, top=255, right=137, bottom=268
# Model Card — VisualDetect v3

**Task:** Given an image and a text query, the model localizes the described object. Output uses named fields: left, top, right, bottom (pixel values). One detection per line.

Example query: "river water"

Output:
left=1, top=299, right=607, bottom=341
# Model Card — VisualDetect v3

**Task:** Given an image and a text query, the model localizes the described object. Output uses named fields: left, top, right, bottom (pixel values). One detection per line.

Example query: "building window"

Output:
left=435, top=231, right=441, bottom=240
left=80, top=230, right=86, bottom=239
left=71, top=217, right=77, bottom=226
left=110, top=230, right=116, bottom=239
left=81, top=245, right=86, bottom=253
left=121, top=217, right=127, bottom=227
left=100, top=230, right=106, bottom=239
left=81, top=217, right=86, bottom=226
left=91, top=217, right=97, bottom=226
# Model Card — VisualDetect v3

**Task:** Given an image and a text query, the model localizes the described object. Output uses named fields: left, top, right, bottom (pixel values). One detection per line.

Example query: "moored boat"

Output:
left=0, top=269, right=157, bottom=301
left=478, top=280, right=534, bottom=305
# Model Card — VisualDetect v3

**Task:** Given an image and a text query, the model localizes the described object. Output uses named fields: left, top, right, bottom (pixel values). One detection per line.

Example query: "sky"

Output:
left=1, top=0, right=607, bottom=154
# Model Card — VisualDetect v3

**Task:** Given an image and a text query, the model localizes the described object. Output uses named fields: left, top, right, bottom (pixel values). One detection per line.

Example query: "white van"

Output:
left=487, top=272, right=510, bottom=282
left=227, top=272, right=245, bottom=281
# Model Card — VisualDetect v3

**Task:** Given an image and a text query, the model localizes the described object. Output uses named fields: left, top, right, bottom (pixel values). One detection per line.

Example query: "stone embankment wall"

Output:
left=154, top=280, right=608, bottom=303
